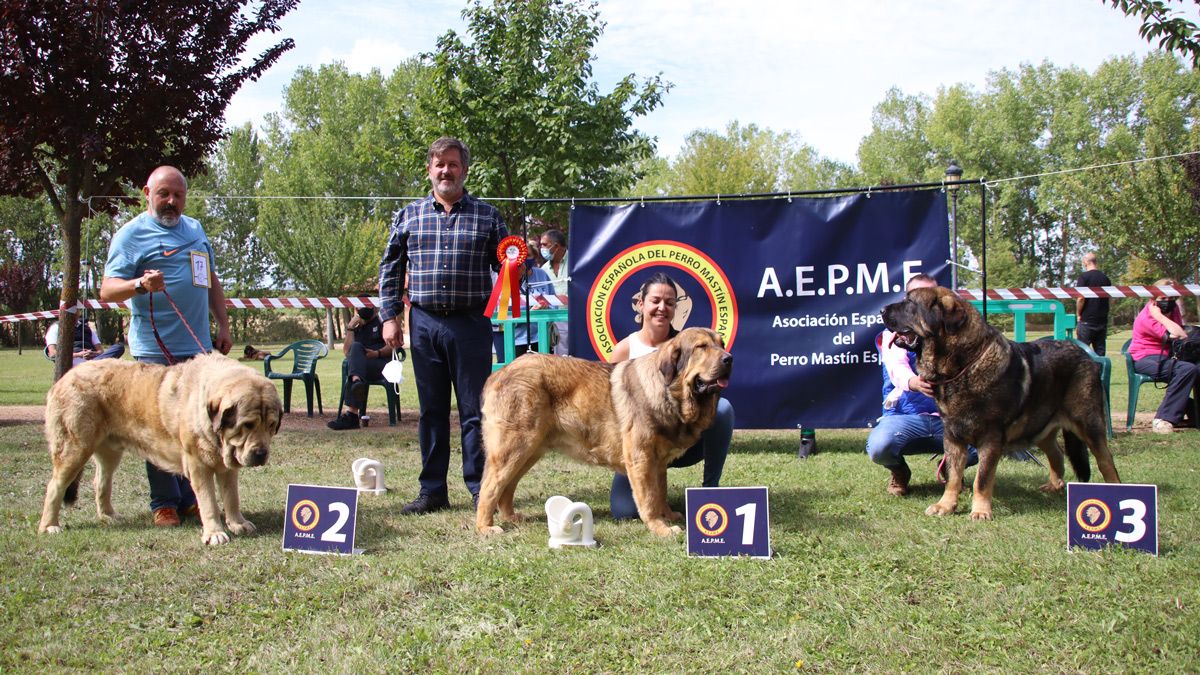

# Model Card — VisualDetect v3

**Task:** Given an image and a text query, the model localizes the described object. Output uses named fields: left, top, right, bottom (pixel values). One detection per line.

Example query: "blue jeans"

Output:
left=610, top=397, right=734, bottom=520
left=865, top=413, right=978, bottom=470
left=409, top=306, right=492, bottom=498
left=134, top=353, right=197, bottom=512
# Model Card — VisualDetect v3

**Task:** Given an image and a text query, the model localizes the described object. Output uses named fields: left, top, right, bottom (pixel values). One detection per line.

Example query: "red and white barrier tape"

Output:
left=1, top=296, right=381, bottom=324
left=4, top=285, right=1199, bottom=324
left=955, top=284, right=1200, bottom=302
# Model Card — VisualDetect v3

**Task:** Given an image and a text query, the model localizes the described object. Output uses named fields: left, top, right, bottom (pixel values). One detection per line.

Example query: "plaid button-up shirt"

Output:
left=378, top=192, right=508, bottom=321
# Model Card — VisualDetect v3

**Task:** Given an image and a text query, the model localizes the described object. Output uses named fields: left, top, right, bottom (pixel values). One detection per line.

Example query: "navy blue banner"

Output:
left=568, top=192, right=950, bottom=428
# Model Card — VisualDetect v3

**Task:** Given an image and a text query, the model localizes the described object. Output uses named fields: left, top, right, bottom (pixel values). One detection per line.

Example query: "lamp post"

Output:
left=945, top=160, right=963, bottom=289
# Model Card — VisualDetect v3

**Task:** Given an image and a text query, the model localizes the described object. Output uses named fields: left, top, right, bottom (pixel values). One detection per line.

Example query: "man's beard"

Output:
left=154, top=209, right=180, bottom=227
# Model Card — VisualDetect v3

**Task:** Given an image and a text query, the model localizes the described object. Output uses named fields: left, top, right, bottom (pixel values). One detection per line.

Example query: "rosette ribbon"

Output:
left=484, top=235, right=528, bottom=320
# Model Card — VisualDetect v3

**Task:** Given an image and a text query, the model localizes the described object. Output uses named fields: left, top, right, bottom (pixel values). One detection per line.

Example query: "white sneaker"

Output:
left=1151, top=418, right=1174, bottom=434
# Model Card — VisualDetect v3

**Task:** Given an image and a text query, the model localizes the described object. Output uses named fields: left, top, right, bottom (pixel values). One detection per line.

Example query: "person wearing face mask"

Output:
left=539, top=228, right=569, bottom=354
left=327, top=305, right=395, bottom=430
left=1130, top=279, right=1197, bottom=434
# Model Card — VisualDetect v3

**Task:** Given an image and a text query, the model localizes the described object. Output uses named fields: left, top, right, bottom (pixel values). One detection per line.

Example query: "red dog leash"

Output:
left=148, top=289, right=208, bottom=365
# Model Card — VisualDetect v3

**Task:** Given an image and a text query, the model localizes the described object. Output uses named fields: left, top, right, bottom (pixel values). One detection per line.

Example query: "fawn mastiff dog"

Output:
left=882, top=286, right=1120, bottom=520
left=477, top=327, right=733, bottom=536
left=38, top=354, right=282, bottom=545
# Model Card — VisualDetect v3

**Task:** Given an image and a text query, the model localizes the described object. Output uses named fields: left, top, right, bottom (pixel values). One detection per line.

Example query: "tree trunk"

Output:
left=53, top=203, right=85, bottom=382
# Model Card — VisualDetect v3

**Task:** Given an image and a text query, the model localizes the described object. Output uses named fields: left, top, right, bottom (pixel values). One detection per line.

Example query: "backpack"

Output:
left=1168, top=325, right=1200, bottom=363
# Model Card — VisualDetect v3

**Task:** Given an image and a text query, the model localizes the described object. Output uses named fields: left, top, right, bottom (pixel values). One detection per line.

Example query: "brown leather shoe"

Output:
left=181, top=504, right=200, bottom=520
left=887, top=465, right=912, bottom=497
left=153, top=507, right=181, bottom=527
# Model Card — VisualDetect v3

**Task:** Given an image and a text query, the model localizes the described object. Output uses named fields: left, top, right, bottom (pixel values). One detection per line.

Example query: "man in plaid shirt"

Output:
left=379, top=137, right=507, bottom=515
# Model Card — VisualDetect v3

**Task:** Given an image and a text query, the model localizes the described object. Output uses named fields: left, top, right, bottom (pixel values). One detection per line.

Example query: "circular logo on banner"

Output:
left=291, top=499, right=320, bottom=532
left=694, top=503, right=730, bottom=537
left=1075, top=498, right=1112, bottom=533
left=585, top=240, right=738, bottom=361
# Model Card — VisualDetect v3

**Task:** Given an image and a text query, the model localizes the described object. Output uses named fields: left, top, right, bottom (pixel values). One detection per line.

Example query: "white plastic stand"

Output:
left=352, top=457, right=387, bottom=495
left=545, top=495, right=597, bottom=548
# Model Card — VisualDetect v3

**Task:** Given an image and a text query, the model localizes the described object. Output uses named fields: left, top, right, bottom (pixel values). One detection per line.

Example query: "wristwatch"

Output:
left=134, top=278, right=148, bottom=295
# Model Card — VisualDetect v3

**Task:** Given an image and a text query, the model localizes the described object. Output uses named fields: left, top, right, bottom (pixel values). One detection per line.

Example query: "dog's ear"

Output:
left=209, top=399, right=237, bottom=435
left=659, top=341, right=681, bottom=382
left=937, top=292, right=969, bottom=334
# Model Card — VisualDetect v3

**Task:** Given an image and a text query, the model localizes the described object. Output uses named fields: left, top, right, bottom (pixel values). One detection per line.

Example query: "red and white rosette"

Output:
left=484, top=235, right=528, bottom=319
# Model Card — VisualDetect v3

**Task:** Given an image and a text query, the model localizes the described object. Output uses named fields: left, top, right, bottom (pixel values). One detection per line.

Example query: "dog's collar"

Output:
left=927, top=341, right=996, bottom=387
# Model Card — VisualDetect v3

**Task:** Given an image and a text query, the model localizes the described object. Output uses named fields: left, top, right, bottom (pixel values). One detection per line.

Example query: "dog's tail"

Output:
left=62, top=467, right=86, bottom=505
left=1064, top=431, right=1091, bottom=482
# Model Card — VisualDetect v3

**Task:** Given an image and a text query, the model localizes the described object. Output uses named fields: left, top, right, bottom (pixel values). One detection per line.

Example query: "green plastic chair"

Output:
left=1037, top=336, right=1113, bottom=438
left=1121, top=339, right=1155, bottom=431
left=264, top=339, right=329, bottom=417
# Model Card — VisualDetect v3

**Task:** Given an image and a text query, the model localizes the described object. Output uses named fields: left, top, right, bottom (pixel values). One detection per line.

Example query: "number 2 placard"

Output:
left=283, top=484, right=361, bottom=555
left=686, top=487, right=772, bottom=559
left=1067, top=483, right=1158, bottom=556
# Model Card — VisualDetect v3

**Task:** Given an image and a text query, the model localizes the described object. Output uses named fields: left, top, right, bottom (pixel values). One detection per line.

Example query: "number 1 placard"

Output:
left=685, top=487, right=772, bottom=559
left=1067, top=483, right=1158, bottom=556
left=282, top=484, right=361, bottom=555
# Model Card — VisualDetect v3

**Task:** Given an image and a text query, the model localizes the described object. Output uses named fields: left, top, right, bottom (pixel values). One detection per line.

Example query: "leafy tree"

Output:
left=1107, top=0, right=1200, bottom=68
left=627, top=121, right=856, bottom=197
left=195, top=123, right=273, bottom=340
left=419, top=0, right=670, bottom=229
left=0, top=0, right=298, bottom=379
left=859, top=54, right=1200, bottom=290
left=256, top=62, right=429, bottom=341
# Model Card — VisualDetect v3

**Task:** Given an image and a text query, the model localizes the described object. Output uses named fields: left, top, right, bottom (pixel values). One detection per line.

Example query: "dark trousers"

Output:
left=1076, top=322, right=1108, bottom=356
left=344, top=342, right=387, bottom=410
left=410, top=306, right=493, bottom=498
left=1134, top=354, right=1199, bottom=426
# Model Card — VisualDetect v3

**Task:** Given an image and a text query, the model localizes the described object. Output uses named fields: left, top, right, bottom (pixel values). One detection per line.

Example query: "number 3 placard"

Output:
left=1067, top=483, right=1158, bottom=555
left=283, top=484, right=361, bottom=555
left=686, top=487, right=772, bottom=559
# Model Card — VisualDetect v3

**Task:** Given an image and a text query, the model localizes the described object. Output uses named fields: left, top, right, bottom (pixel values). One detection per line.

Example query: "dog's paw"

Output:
left=505, top=510, right=528, bottom=523
left=647, top=520, right=683, bottom=537
left=969, top=509, right=994, bottom=521
left=227, top=519, right=256, bottom=536
left=925, top=502, right=957, bottom=517
left=1037, top=479, right=1065, bottom=493
left=666, top=510, right=683, bottom=522
left=202, top=530, right=231, bottom=546
left=41, top=525, right=62, bottom=534
left=477, top=525, right=505, bottom=536
left=98, top=512, right=121, bottom=525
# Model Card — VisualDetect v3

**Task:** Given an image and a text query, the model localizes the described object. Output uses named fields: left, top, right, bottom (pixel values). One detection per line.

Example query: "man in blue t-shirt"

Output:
left=866, top=274, right=977, bottom=496
left=100, top=166, right=232, bottom=528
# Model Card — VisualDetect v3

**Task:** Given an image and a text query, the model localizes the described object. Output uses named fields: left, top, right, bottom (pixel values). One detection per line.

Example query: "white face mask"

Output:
left=540, top=247, right=553, bottom=260
left=382, top=351, right=404, bottom=394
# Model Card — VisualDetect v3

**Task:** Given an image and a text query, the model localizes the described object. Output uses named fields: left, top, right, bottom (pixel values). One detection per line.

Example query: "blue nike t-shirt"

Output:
left=104, top=212, right=215, bottom=358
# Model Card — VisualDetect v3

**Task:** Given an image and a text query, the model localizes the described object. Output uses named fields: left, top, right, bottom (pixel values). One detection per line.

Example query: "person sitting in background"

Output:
left=606, top=272, right=733, bottom=521
left=1130, top=279, right=1196, bottom=434
left=328, top=305, right=396, bottom=431
left=241, top=345, right=270, bottom=361
left=45, top=318, right=125, bottom=366
left=866, top=274, right=978, bottom=495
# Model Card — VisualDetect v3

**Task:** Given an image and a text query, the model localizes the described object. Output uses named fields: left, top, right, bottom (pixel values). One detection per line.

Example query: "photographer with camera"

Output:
left=1130, top=278, right=1197, bottom=434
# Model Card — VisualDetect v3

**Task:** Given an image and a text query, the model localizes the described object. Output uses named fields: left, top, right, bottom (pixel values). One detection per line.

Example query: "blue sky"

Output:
left=225, top=0, right=1194, bottom=165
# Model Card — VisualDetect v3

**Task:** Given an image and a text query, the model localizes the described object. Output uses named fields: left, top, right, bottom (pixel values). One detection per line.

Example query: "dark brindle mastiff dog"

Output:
left=881, top=286, right=1120, bottom=520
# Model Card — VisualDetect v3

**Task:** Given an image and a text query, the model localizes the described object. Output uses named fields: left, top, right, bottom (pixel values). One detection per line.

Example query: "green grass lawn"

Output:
left=1, top=332, right=1197, bottom=671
